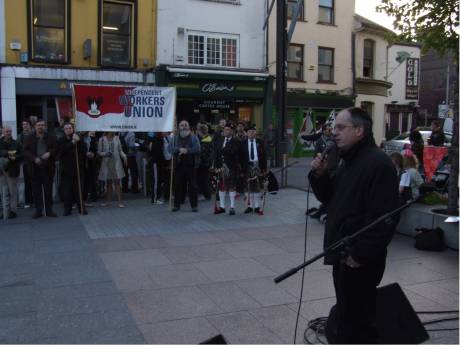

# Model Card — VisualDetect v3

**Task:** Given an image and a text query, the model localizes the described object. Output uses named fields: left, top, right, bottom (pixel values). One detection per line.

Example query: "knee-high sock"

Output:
left=229, top=191, right=236, bottom=208
left=219, top=191, right=226, bottom=209
left=246, top=192, right=252, bottom=208
left=254, top=193, right=261, bottom=208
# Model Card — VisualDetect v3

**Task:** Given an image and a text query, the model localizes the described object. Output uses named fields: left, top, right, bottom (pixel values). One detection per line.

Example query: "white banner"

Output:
left=73, top=84, right=176, bottom=132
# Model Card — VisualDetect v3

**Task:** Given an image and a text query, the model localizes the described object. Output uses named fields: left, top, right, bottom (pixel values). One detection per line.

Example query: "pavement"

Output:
left=0, top=188, right=458, bottom=344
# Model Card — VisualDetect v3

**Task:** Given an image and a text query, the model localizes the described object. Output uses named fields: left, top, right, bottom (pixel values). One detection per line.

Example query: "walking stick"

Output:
left=42, top=184, right=47, bottom=217
left=169, top=155, right=174, bottom=211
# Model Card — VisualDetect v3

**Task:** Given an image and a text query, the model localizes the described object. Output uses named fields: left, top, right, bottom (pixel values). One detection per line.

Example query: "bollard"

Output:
left=282, top=154, right=288, bottom=187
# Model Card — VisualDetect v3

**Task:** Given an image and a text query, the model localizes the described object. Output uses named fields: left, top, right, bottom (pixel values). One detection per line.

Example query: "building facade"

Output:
left=1, top=0, right=156, bottom=137
left=268, top=0, right=355, bottom=156
left=155, top=0, right=272, bottom=129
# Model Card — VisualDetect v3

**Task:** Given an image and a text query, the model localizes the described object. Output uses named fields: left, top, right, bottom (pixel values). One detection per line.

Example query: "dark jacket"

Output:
left=429, top=129, right=445, bottom=147
left=240, top=138, right=267, bottom=173
left=148, top=135, right=165, bottom=164
left=23, top=133, right=57, bottom=176
left=309, top=136, right=399, bottom=265
left=168, top=134, right=201, bottom=168
left=0, top=137, right=22, bottom=178
left=57, top=136, right=86, bottom=177
left=212, top=136, right=240, bottom=172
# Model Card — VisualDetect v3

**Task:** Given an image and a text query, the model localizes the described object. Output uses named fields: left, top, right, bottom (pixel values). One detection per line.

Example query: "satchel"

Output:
left=414, top=227, right=445, bottom=251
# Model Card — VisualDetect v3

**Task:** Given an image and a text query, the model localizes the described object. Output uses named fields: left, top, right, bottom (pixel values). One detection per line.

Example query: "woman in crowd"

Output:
left=98, top=132, right=127, bottom=207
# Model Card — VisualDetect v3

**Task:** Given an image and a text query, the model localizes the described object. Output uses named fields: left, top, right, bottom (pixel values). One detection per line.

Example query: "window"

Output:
left=318, top=47, right=334, bottom=82
left=287, top=0, right=304, bottom=21
left=188, top=35, right=204, bottom=65
left=361, top=102, right=374, bottom=119
left=188, top=33, right=238, bottom=68
left=363, top=39, right=375, bottom=78
left=318, top=0, right=334, bottom=24
left=287, top=44, right=304, bottom=81
left=29, top=0, right=69, bottom=63
left=100, top=0, right=136, bottom=68
left=222, top=38, right=237, bottom=67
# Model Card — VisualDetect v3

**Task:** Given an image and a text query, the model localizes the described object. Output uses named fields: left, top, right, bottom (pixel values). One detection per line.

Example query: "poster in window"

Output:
left=102, top=34, right=130, bottom=67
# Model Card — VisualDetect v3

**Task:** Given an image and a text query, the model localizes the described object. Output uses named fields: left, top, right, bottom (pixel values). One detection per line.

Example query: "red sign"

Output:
left=423, top=146, right=448, bottom=182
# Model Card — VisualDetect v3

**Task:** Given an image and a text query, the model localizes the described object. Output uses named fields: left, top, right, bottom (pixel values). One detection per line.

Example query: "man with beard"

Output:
left=240, top=124, right=267, bottom=214
left=169, top=120, right=201, bottom=212
left=309, top=107, right=399, bottom=343
left=23, top=120, right=58, bottom=218
left=212, top=123, right=239, bottom=215
left=58, top=123, right=87, bottom=216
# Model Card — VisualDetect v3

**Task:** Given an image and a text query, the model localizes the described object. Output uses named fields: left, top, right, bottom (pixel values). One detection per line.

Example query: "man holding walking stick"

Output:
left=23, top=120, right=58, bottom=219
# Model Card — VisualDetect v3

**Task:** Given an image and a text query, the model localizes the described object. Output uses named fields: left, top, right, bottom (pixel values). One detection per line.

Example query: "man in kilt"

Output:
left=240, top=124, right=267, bottom=215
left=212, top=123, right=239, bottom=215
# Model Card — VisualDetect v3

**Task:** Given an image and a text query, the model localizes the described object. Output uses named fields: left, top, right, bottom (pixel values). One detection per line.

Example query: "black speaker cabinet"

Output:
left=200, top=334, right=228, bottom=344
left=326, top=283, right=429, bottom=344
left=376, top=283, right=429, bottom=344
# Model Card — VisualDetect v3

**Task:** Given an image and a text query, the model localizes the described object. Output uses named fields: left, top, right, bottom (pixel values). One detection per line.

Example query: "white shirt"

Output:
left=248, top=138, right=259, bottom=162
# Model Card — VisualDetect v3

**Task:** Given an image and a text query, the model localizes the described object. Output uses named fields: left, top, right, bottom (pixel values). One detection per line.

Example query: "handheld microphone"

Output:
left=320, top=140, right=336, bottom=161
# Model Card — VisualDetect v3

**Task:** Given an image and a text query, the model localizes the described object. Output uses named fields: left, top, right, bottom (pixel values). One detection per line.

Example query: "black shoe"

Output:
left=192, top=208, right=198, bottom=213
left=214, top=207, right=225, bottom=214
left=306, top=207, right=318, bottom=216
left=63, top=210, right=72, bottom=216
left=254, top=207, right=261, bottom=214
left=244, top=207, right=254, bottom=214
left=46, top=212, right=57, bottom=218
left=172, top=207, right=180, bottom=212
left=79, top=210, right=88, bottom=215
left=229, top=208, right=235, bottom=215
left=32, top=213, right=43, bottom=219
left=8, top=211, right=17, bottom=219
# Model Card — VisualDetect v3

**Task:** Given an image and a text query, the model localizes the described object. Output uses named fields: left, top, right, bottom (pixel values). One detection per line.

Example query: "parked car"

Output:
left=383, top=130, right=452, bottom=154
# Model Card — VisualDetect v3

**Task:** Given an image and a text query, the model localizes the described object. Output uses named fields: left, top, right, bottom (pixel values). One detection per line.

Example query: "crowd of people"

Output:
left=0, top=118, right=277, bottom=219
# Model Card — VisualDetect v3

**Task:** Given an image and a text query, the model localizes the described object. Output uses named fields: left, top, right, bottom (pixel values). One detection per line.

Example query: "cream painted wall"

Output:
left=356, top=94, right=387, bottom=145
left=354, top=31, right=388, bottom=81
left=268, top=0, right=355, bottom=94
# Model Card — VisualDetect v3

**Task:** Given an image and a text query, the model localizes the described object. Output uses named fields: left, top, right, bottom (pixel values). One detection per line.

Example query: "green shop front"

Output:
left=156, top=65, right=273, bottom=130
left=282, top=92, right=355, bottom=157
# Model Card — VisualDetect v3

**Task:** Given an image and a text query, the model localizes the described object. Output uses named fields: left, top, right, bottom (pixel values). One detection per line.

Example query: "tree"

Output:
left=377, top=0, right=459, bottom=215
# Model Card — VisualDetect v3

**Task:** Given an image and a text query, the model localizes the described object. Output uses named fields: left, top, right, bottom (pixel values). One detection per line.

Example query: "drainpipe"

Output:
left=352, top=32, right=356, bottom=98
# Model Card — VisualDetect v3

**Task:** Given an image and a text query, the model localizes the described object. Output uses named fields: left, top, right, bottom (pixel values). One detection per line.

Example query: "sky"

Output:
left=355, top=0, right=396, bottom=32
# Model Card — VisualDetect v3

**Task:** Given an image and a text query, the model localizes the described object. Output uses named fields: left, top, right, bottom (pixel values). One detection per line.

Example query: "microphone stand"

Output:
left=274, top=199, right=416, bottom=284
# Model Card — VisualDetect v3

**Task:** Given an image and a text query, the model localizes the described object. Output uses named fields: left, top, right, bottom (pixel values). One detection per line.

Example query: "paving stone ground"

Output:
left=0, top=189, right=458, bottom=344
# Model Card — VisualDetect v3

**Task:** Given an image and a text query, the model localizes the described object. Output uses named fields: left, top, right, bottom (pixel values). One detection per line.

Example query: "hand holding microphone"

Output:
left=310, top=140, right=336, bottom=177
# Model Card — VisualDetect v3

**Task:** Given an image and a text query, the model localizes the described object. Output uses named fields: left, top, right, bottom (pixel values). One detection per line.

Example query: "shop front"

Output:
left=155, top=65, right=274, bottom=131
left=283, top=92, right=355, bottom=157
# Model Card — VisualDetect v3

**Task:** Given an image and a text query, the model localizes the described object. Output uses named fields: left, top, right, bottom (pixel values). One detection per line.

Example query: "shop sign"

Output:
left=201, top=82, right=235, bottom=94
left=198, top=100, right=231, bottom=110
left=406, top=58, right=419, bottom=100
left=73, top=84, right=176, bottom=132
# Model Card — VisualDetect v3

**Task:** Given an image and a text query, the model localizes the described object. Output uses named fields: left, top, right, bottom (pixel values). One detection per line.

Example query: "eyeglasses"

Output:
left=333, top=124, right=355, bottom=131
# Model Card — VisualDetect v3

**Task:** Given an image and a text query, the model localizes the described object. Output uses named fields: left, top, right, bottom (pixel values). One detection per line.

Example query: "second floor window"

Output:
left=287, top=0, right=304, bottom=21
left=318, top=47, right=334, bottom=82
left=363, top=39, right=375, bottom=78
left=30, top=0, right=69, bottom=63
left=101, top=0, right=135, bottom=68
left=188, top=33, right=238, bottom=68
left=287, top=44, right=304, bottom=81
left=318, top=0, right=334, bottom=24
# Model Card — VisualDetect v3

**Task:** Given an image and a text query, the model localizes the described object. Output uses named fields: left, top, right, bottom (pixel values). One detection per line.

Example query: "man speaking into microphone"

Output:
left=309, top=107, right=399, bottom=344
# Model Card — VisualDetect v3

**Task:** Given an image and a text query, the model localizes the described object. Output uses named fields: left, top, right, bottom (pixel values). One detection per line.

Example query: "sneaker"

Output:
left=244, top=207, right=253, bottom=214
left=118, top=204, right=126, bottom=208
left=229, top=208, right=235, bottom=215
left=156, top=200, right=164, bottom=205
left=24, top=204, right=31, bottom=209
left=214, top=207, right=225, bottom=214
